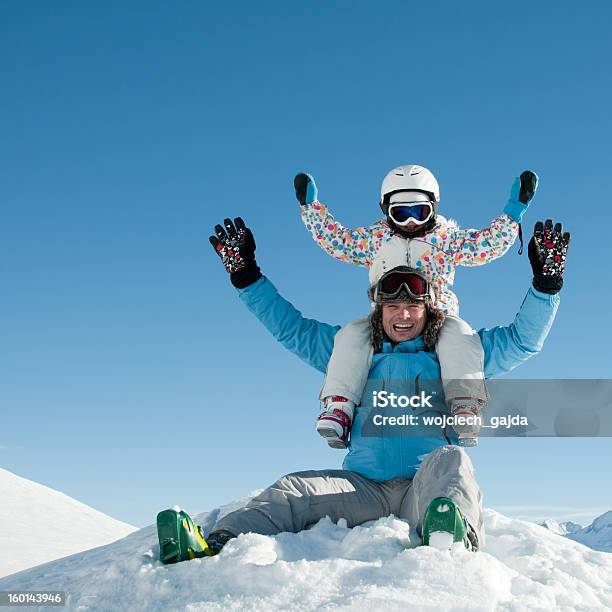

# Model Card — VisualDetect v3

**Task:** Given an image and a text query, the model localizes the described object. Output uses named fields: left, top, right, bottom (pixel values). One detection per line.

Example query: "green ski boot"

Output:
left=422, top=497, right=472, bottom=550
left=157, top=508, right=212, bottom=564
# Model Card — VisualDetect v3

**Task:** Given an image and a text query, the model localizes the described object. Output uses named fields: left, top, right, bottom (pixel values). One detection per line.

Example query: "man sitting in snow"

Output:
left=157, top=217, right=570, bottom=562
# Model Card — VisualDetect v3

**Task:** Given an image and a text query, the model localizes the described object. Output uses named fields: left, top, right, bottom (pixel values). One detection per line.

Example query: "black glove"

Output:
left=209, top=217, right=261, bottom=289
left=528, top=219, right=571, bottom=294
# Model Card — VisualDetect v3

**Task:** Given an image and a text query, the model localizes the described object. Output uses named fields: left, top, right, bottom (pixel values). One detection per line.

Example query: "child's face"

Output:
left=381, top=301, right=427, bottom=343
left=398, top=219, right=419, bottom=232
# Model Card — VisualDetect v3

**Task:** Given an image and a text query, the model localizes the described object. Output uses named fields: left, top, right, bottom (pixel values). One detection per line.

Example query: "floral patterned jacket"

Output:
left=301, top=202, right=521, bottom=316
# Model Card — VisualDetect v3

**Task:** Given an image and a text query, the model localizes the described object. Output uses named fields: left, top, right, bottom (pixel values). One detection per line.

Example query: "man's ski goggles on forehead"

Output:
left=388, top=202, right=434, bottom=226
left=369, top=267, right=435, bottom=303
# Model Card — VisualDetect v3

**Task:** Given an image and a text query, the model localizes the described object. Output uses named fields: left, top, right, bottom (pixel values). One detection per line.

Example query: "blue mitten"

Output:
left=294, top=173, right=318, bottom=206
left=503, top=170, right=538, bottom=222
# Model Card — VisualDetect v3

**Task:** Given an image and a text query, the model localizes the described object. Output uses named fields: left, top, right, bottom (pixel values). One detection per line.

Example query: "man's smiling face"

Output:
left=381, top=301, right=427, bottom=343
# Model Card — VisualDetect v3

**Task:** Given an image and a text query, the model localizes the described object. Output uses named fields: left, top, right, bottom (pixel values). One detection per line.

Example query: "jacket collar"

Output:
left=381, top=335, right=427, bottom=354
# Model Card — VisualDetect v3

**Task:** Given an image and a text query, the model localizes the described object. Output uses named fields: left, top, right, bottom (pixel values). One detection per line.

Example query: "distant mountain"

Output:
left=568, top=511, right=612, bottom=553
left=0, top=468, right=137, bottom=578
left=540, top=519, right=582, bottom=536
left=540, top=511, right=612, bottom=553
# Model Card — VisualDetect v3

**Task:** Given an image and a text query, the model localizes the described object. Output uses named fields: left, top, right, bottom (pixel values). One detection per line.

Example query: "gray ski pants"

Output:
left=212, top=445, right=484, bottom=545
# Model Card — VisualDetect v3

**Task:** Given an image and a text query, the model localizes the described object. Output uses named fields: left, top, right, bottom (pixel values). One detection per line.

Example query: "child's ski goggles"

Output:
left=388, top=202, right=434, bottom=226
left=369, top=267, right=435, bottom=304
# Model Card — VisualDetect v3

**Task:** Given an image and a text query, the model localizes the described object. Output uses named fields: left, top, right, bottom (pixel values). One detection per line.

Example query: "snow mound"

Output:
left=1, top=498, right=611, bottom=612
left=0, top=468, right=136, bottom=578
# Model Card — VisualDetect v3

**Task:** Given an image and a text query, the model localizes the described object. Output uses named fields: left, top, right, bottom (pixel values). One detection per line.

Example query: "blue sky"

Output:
left=1, top=1, right=611, bottom=527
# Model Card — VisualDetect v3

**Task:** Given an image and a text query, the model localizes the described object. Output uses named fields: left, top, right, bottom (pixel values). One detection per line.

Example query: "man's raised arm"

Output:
left=209, top=217, right=339, bottom=373
left=480, top=220, right=570, bottom=378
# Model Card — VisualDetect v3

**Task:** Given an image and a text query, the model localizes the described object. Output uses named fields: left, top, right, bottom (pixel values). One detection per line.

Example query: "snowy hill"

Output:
left=1, top=495, right=611, bottom=611
left=0, top=468, right=136, bottom=578
left=541, top=511, right=612, bottom=552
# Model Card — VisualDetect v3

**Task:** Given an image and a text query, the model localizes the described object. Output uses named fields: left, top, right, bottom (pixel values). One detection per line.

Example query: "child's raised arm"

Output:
left=294, top=173, right=388, bottom=268
left=450, top=171, right=538, bottom=267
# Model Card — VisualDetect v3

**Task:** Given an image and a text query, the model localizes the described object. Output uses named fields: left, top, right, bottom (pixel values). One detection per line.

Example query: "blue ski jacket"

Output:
left=238, top=277, right=559, bottom=481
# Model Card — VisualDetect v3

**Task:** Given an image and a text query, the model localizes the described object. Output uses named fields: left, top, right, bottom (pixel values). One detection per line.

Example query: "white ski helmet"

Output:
left=380, top=165, right=440, bottom=214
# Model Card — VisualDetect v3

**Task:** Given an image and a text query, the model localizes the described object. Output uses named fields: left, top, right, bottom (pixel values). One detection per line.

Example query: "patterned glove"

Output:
left=294, top=173, right=318, bottom=206
left=528, top=219, right=571, bottom=294
left=209, top=217, right=261, bottom=289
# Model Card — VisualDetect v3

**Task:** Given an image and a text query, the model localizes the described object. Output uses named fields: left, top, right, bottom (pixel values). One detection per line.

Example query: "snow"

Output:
left=0, top=468, right=136, bottom=578
left=1, top=493, right=611, bottom=612
left=427, top=531, right=454, bottom=549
